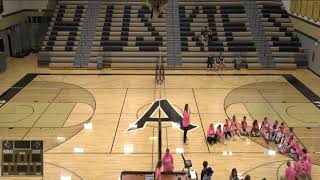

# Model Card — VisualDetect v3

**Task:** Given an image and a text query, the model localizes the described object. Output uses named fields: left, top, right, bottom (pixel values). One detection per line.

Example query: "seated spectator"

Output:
left=207, top=123, right=217, bottom=145
left=269, top=120, right=279, bottom=141
left=201, top=161, right=214, bottom=180
left=260, top=117, right=270, bottom=144
left=250, top=120, right=260, bottom=137
left=217, top=52, right=224, bottom=71
left=223, top=119, right=232, bottom=141
left=215, top=124, right=223, bottom=142
left=162, top=148, right=174, bottom=172
left=229, top=168, right=240, bottom=180
left=240, top=116, right=249, bottom=136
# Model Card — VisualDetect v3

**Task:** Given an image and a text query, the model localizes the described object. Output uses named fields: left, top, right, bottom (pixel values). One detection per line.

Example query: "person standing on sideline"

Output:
left=155, top=160, right=162, bottom=180
left=207, top=55, right=213, bottom=71
left=182, top=104, right=191, bottom=144
left=162, top=148, right=174, bottom=172
left=201, top=161, right=214, bottom=180
left=282, top=161, right=295, bottom=180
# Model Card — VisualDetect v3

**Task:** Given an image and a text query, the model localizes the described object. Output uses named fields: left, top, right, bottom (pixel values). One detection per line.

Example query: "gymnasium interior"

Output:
left=0, top=0, right=319, bottom=179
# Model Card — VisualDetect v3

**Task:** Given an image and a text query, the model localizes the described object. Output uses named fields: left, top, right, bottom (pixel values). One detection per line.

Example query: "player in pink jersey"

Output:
left=240, top=116, right=249, bottom=136
left=250, top=119, right=260, bottom=137
left=295, top=158, right=303, bottom=179
left=155, top=160, right=162, bottom=180
left=207, top=123, right=216, bottom=144
left=182, top=104, right=190, bottom=144
left=223, top=119, right=232, bottom=141
left=269, top=120, right=279, bottom=141
left=215, top=124, right=223, bottom=143
left=303, top=158, right=312, bottom=180
left=230, top=115, right=239, bottom=139
left=162, top=149, right=174, bottom=172
left=260, top=117, right=270, bottom=144
left=283, top=161, right=295, bottom=180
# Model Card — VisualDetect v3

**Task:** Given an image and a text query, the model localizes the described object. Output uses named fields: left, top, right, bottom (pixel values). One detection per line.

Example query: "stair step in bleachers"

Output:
left=38, top=0, right=88, bottom=67
left=256, top=0, right=307, bottom=68
left=178, top=0, right=258, bottom=69
left=92, top=1, right=167, bottom=68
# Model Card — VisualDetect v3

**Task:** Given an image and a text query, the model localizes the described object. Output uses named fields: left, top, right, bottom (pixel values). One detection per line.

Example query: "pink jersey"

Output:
left=162, top=154, right=174, bottom=172
left=223, top=123, right=230, bottom=133
left=306, top=153, right=312, bottom=163
left=207, top=126, right=215, bottom=137
left=182, top=111, right=190, bottom=128
left=290, top=141, right=303, bottom=155
left=231, top=120, right=238, bottom=131
left=215, top=128, right=223, bottom=137
left=241, top=121, right=248, bottom=130
left=262, top=121, right=270, bottom=132
left=285, top=165, right=295, bottom=180
left=155, top=167, right=162, bottom=180
left=252, top=123, right=259, bottom=131
left=303, top=159, right=312, bottom=176
left=295, top=160, right=303, bottom=176
left=271, top=123, right=278, bottom=131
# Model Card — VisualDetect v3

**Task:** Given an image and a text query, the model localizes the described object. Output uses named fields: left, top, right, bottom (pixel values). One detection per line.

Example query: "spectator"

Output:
left=182, top=104, right=191, bottom=144
left=162, top=148, right=174, bottom=172
left=217, top=52, right=224, bottom=71
left=155, top=160, right=162, bottom=180
left=207, top=55, right=214, bottom=71
left=229, top=168, right=240, bottom=180
left=201, top=161, right=214, bottom=180
left=207, top=123, right=217, bottom=144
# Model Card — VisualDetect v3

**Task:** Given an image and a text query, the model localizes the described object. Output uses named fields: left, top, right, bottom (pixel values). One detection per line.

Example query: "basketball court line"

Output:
left=192, top=88, right=210, bottom=153
left=256, top=88, right=308, bottom=151
left=110, top=88, right=128, bottom=154
left=21, top=88, right=63, bottom=140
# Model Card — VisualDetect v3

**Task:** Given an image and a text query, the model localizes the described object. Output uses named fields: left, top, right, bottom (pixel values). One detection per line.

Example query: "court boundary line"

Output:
left=110, top=88, right=128, bottom=154
left=192, top=88, right=210, bottom=153
left=21, top=88, right=63, bottom=140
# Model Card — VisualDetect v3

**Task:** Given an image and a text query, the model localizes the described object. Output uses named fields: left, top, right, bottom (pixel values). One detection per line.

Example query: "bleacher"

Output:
left=178, top=0, right=258, bottom=69
left=38, top=0, right=307, bottom=69
left=39, top=0, right=88, bottom=68
left=91, top=0, right=167, bottom=69
left=256, top=0, right=306, bottom=68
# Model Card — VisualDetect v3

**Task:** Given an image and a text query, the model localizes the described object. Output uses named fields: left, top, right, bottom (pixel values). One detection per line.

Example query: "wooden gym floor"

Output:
left=0, top=54, right=320, bottom=180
